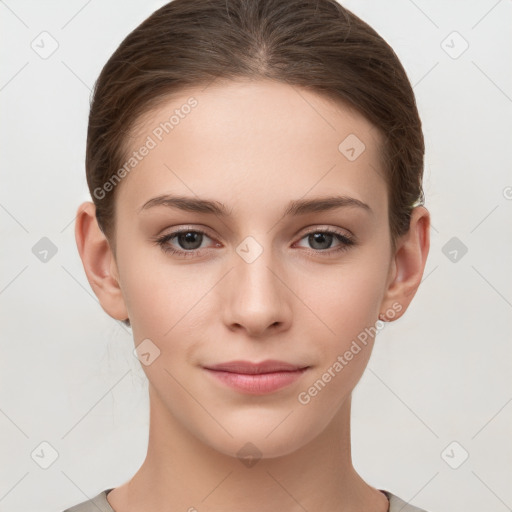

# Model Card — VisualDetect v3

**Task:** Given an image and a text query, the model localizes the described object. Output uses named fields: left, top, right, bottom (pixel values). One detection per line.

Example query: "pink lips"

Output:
left=203, top=360, right=309, bottom=395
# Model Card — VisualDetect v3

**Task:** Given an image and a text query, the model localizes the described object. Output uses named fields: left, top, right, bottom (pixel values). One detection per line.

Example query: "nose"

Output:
left=221, top=246, right=292, bottom=338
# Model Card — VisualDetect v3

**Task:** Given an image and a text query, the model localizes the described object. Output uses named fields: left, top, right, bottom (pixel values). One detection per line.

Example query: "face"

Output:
left=110, top=79, right=395, bottom=458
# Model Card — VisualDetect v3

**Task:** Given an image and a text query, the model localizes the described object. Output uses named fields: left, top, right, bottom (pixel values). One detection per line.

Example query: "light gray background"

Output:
left=1, top=1, right=511, bottom=511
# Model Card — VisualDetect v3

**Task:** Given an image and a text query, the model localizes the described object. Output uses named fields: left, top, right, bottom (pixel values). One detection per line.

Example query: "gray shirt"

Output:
left=63, top=488, right=432, bottom=511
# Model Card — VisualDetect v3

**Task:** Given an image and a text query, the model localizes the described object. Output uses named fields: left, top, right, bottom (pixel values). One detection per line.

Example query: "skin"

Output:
left=75, top=79, right=430, bottom=512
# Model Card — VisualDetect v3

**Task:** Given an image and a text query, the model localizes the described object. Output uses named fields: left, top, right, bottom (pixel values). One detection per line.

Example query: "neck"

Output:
left=107, top=385, right=388, bottom=512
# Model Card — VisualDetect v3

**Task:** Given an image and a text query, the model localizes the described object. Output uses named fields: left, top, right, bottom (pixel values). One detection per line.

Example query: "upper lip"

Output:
left=204, top=360, right=308, bottom=374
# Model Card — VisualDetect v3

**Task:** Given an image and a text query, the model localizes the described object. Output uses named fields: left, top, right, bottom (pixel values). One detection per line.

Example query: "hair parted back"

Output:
left=86, top=0, right=425, bottom=253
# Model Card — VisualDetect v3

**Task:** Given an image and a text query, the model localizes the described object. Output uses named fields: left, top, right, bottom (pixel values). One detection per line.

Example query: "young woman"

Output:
left=66, top=0, right=431, bottom=510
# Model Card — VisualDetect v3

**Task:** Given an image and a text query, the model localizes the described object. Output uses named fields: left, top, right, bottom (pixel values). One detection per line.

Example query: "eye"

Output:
left=153, top=228, right=220, bottom=258
left=152, top=227, right=355, bottom=259
left=295, top=229, right=355, bottom=254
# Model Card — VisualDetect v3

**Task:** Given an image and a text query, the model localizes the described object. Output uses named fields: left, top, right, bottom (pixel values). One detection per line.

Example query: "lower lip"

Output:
left=204, top=368, right=309, bottom=394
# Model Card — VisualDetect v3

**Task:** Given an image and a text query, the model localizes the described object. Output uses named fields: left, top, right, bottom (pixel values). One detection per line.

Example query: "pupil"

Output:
left=309, top=233, right=333, bottom=250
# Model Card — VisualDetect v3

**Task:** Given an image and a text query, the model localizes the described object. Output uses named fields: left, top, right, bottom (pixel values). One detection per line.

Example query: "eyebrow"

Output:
left=139, top=194, right=372, bottom=217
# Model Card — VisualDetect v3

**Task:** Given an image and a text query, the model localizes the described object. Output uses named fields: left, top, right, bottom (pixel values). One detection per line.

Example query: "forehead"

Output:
left=117, top=79, right=387, bottom=218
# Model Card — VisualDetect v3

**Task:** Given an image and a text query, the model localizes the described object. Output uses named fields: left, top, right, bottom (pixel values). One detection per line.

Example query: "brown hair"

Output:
left=86, top=0, right=425, bottom=254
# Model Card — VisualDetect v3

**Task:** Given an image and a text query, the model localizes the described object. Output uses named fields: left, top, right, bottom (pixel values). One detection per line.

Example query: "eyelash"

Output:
left=153, top=227, right=355, bottom=259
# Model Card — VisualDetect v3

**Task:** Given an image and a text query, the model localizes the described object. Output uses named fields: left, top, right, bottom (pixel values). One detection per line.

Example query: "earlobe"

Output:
left=74, top=201, right=129, bottom=321
left=379, top=206, right=431, bottom=321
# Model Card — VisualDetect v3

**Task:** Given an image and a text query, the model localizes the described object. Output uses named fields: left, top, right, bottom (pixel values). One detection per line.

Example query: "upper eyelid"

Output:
left=297, top=225, right=352, bottom=236
left=160, top=226, right=215, bottom=239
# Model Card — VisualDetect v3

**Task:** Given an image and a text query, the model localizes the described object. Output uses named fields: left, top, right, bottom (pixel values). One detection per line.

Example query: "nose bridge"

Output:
left=222, top=238, right=291, bottom=335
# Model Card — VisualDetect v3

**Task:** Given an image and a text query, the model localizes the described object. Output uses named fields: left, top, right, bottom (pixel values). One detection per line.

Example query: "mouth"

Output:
left=203, top=360, right=310, bottom=394
left=204, top=359, right=309, bottom=374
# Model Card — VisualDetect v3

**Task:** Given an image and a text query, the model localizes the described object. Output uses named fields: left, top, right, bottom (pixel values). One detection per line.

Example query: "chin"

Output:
left=197, top=418, right=320, bottom=462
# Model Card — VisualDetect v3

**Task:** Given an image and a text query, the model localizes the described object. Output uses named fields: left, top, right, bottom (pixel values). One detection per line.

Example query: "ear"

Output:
left=379, top=206, right=430, bottom=321
left=74, top=201, right=128, bottom=322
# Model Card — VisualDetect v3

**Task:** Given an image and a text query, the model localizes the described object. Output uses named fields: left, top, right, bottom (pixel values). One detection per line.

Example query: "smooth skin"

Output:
left=76, top=79, right=430, bottom=512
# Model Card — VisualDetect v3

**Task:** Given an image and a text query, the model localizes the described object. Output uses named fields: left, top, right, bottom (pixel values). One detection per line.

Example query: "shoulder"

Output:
left=62, top=488, right=114, bottom=512
left=381, top=489, right=432, bottom=512
left=63, top=487, right=433, bottom=512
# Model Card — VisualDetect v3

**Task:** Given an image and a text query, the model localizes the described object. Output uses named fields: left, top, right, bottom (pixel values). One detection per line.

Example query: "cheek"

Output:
left=119, top=228, right=389, bottom=345
left=293, top=269, right=383, bottom=415
left=118, top=247, right=217, bottom=346
left=295, top=259, right=386, bottom=343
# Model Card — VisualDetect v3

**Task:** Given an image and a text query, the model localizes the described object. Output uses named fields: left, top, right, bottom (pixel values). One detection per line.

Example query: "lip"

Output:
left=204, top=359, right=307, bottom=374
left=203, top=360, right=310, bottom=395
